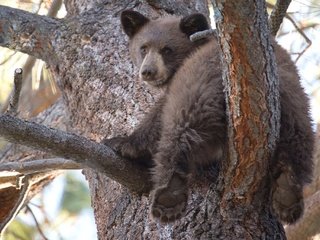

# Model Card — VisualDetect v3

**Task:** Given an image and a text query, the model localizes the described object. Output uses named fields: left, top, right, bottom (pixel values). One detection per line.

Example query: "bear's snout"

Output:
left=141, top=66, right=158, bottom=81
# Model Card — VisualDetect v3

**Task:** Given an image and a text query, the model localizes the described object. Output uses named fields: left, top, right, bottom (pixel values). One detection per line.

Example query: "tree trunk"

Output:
left=211, top=0, right=284, bottom=238
left=0, top=0, right=286, bottom=239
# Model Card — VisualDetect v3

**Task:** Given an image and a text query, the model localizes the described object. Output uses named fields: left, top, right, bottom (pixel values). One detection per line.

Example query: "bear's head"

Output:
left=121, top=10, right=210, bottom=87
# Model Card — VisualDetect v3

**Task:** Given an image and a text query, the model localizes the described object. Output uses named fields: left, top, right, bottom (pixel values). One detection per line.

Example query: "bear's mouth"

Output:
left=145, top=78, right=169, bottom=87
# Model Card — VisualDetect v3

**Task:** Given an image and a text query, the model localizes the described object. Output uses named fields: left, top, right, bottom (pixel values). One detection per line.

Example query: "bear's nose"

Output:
left=141, top=68, right=157, bottom=80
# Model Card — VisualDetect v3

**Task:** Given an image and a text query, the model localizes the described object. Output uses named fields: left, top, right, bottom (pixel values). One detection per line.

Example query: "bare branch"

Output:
left=0, top=5, right=60, bottom=63
left=284, top=15, right=312, bottom=63
left=269, top=0, right=292, bottom=36
left=6, top=69, right=23, bottom=116
left=0, top=57, right=37, bottom=114
left=267, top=2, right=312, bottom=62
left=0, top=158, right=80, bottom=175
left=26, top=205, right=49, bottom=240
left=0, top=114, right=152, bottom=193
left=279, top=22, right=319, bottom=36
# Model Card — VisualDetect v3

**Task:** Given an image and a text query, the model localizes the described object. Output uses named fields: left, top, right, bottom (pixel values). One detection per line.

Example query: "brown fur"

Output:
left=103, top=10, right=314, bottom=224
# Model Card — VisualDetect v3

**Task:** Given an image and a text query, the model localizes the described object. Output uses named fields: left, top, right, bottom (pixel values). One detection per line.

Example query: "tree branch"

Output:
left=0, top=5, right=60, bottom=63
left=0, top=114, right=152, bottom=193
left=267, top=2, right=312, bottom=62
left=0, top=158, right=80, bottom=175
left=284, top=15, right=312, bottom=63
left=26, top=205, right=49, bottom=240
left=268, top=0, right=292, bottom=36
left=6, top=69, right=23, bottom=116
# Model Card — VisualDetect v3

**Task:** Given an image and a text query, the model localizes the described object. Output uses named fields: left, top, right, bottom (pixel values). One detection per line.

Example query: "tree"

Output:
left=0, top=0, right=313, bottom=239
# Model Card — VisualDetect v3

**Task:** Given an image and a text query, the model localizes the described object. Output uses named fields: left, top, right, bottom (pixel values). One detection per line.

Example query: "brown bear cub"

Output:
left=103, top=10, right=314, bottom=224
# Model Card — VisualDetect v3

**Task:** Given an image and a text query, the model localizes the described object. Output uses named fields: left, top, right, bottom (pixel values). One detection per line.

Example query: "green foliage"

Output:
left=3, top=219, right=37, bottom=240
left=60, top=173, right=91, bottom=215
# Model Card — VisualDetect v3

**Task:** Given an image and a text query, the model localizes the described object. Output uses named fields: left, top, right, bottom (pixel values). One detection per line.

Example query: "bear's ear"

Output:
left=180, top=13, right=210, bottom=37
left=121, top=10, right=149, bottom=38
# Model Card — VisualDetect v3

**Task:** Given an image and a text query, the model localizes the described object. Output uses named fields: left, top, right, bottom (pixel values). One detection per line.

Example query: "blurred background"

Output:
left=0, top=0, right=319, bottom=239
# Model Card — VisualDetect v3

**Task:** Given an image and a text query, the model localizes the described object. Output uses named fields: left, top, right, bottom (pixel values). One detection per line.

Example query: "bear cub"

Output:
left=103, top=10, right=314, bottom=224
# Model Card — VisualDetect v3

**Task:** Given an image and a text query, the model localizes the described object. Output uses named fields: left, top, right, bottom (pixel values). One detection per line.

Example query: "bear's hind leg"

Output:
left=150, top=133, right=194, bottom=223
left=150, top=124, right=224, bottom=223
left=271, top=125, right=314, bottom=224
left=151, top=170, right=188, bottom=223
left=272, top=163, right=304, bottom=224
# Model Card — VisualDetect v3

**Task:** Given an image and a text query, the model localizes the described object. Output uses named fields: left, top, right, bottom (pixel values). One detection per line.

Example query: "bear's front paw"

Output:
left=102, top=136, right=139, bottom=158
left=151, top=173, right=188, bottom=223
left=272, top=171, right=304, bottom=224
left=101, top=136, right=126, bottom=153
left=273, top=197, right=303, bottom=224
left=102, top=136, right=152, bottom=166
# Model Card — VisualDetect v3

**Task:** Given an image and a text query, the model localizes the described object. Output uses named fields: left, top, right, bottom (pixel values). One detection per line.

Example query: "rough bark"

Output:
left=212, top=0, right=284, bottom=238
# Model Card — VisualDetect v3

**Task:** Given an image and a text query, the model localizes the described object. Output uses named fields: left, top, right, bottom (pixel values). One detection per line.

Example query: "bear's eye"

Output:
left=161, top=46, right=173, bottom=55
left=140, top=45, right=148, bottom=57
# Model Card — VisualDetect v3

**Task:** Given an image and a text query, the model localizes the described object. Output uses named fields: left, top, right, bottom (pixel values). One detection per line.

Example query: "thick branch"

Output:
left=0, top=114, right=152, bottom=193
left=0, top=5, right=60, bottom=63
